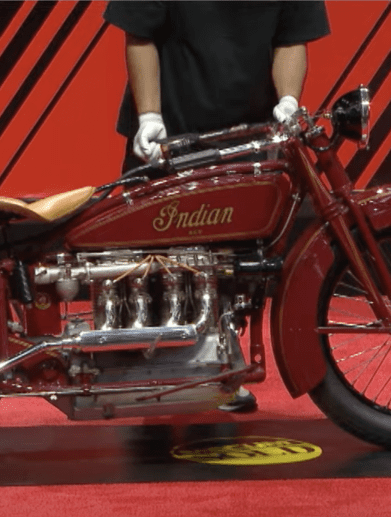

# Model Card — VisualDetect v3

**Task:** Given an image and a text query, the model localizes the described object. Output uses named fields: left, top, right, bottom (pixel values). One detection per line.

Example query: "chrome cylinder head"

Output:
left=93, top=279, right=120, bottom=330
left=126, top=276, right=152, bottom=329
left=161, top=271, right=185, bottom=326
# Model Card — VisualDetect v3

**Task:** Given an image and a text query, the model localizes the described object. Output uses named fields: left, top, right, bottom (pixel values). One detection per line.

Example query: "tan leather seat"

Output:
left=0, top=186, right=96, bottom=222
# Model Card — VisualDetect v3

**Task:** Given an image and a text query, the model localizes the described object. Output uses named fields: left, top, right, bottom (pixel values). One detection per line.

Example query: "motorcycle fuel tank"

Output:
left=66, top=164, right=292, bottom=249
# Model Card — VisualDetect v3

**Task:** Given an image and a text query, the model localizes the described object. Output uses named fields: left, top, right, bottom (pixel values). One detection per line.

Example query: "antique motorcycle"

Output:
left=0, top=86, right=390, bottom=448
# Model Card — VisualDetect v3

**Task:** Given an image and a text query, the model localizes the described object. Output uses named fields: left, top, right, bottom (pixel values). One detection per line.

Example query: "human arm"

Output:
left=125, top=33, right=166, bottom=161
left=270, top=0, right=330, bottom=122
left=272, top=43, right=307, bottom=122
left=272, top=44, right=307, bottom=101
left=125, top=33, right=161, bottom=115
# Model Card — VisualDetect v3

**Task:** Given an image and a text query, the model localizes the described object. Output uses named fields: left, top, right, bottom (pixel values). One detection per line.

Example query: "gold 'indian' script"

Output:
left=153, top=200, right=234, bottom=232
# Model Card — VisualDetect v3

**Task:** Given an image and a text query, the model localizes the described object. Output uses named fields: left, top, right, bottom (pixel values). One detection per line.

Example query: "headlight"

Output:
left=331, top=85, right=370, bottom=148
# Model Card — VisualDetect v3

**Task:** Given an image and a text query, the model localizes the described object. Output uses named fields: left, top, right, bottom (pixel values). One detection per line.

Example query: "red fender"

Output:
left=270, top=222, right=332, bottom=398
left=270, top=187, right=391, bottom=398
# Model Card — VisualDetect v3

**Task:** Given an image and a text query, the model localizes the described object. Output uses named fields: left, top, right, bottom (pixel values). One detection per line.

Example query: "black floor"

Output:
left=0, top=418, right=390, bottom=486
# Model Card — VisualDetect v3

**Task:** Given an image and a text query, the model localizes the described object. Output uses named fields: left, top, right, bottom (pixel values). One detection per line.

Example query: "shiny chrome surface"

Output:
left=161, top=272, right=185, bottom=326
left=331, top=85, right=371, bottom=147
left=93, top=279, right=120, bottom=330
left=0, top=325, right=199, bottom=374
left=359, top=84, right=370, bottom=148
left=218, top=135, right=288, bottom=160
left=126, top=276, right=152, bottom=329
left=34, top=260, right=160, bottom=284
left=194, top=271, right=218, bottom=334
left=1, top=251, right=224, bottom=375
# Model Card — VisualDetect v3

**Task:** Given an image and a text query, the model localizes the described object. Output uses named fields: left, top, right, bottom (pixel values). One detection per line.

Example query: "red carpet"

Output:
left=0, top=478, right=390, bottom=517
left=0, top=304, right=390, bottom=516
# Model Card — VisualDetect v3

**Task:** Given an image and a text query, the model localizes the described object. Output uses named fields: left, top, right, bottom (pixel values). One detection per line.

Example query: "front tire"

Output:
left=310, top=231, right=391, bottom=448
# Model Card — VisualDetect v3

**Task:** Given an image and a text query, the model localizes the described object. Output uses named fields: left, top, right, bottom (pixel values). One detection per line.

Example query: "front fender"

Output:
left=270, top=186, right=391, bottom=398
left=270, top=222, right=332, bottom=398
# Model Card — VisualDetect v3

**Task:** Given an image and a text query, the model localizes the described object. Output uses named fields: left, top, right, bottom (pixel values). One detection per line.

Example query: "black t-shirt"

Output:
left=104, top=1, right=330, bottom=138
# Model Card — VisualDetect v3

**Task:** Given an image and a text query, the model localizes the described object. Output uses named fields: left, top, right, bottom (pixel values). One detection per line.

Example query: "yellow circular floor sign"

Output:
left=171, top=436, right=322, bottom=465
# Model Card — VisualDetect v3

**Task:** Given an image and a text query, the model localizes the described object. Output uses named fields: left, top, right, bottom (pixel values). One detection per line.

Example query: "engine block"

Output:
left=33, top=248, right=230, bottom=336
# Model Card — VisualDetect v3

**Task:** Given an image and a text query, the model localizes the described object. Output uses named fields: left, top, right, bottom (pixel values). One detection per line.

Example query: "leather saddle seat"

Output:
left=0, top=186, right=96, bottom=222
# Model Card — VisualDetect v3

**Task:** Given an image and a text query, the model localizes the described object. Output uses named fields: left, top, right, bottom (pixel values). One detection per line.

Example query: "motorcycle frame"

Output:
left=286, top=129, right=391, bottom=322
left=269, top=126, right=391, bottom=398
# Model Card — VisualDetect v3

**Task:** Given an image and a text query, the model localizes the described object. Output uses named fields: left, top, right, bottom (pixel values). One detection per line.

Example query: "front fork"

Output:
left=289, top=137, right=391, bottom=325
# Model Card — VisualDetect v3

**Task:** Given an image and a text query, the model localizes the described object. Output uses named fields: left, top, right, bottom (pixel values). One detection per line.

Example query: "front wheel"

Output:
left=310, top=230, right=391, bottom=448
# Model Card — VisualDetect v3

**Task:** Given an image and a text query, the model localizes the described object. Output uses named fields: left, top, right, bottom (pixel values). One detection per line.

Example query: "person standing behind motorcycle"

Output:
left=103, top=0, right=330, bottom=411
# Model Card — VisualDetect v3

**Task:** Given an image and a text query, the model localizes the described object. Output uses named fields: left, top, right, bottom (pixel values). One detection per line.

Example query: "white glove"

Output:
left=273, top=95, right=299, bottom=123
left=133, top=112, right=167, bottom=162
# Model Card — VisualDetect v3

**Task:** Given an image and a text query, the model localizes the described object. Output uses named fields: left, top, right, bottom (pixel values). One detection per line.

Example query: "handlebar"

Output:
left=164, top=136, right=289, bottom=172
left=97, top=108, right=324, bottom=194
left=157, top=121, right=272, bottom=155
left=114, top=122, right=292, bottom=186
left=100, top=133, right=287, bottom=194
left=97, top=86, right=370, bottom=194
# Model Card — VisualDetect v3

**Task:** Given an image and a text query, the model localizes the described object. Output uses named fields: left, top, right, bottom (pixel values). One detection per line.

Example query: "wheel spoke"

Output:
left=325, top=249, right=391, bottom=413
left=311, top=234, right=391, bottom=446
left=362, top=343, right=391, bottom=404
left=335, top=280, right=367, bottom=296
left=331, top=333, right=382, bottom=351
left=336, top=343, right=384, bottom=366
left=320, top=323, right=386, bottom=334
left=328, top=300, right=376, bottom=324
left=373, top=376, right=391, bottom=406
left=350, top=342, right=389, bottom=387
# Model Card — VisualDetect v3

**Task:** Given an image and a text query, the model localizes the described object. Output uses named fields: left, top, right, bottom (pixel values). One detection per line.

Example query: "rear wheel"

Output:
left=310, top=231, right=391, bottom=448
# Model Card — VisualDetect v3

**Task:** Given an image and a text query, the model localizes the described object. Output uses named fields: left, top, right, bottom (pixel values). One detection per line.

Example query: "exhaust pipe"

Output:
left=0, top=325, right=198, bottom=375
left=0, top=272, right=218, bottom=375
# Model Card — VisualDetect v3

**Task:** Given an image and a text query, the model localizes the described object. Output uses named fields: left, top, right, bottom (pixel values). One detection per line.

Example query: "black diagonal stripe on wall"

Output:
left=346, top=99, right=391, bottom=182
left=340, top=49, right=391, bottom=179
left=0, top=1, right=90, bottom=138
left=0, top=2, right=23, bottom=39
left=368, top=148, right=391, bottom=188
left=334, top=49, right=391, bottom=156
left=0, top=21, right=109, bottom=188
left=368, top=50, right=391, bottom=94
left=0, top=1, right=57, bottom=88
left=318, top=2, right=391, bottom=112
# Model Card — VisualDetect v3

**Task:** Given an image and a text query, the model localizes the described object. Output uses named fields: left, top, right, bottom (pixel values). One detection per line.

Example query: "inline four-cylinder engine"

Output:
left=33, top=247, right=234, bottom=337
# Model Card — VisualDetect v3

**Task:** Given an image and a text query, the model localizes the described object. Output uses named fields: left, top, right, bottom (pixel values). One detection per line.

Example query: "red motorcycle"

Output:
left=0, top=86, right=390, bottom=448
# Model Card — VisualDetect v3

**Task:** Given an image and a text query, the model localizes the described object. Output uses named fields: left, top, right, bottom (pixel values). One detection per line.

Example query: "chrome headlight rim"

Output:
left=331, top=85, right=370, bottom=148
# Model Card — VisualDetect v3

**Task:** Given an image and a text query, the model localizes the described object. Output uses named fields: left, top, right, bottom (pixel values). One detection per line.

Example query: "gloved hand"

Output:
left=273, top=95, right=299, bottom=123
left=133, top=112, right=167, bottom=162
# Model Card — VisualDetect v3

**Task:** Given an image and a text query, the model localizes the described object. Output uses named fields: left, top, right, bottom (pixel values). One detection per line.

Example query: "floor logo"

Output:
left=171, top=436, right=322, bottom=465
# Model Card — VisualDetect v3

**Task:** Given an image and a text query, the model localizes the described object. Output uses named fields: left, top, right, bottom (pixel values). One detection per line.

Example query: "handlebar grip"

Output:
left=199, top=122, right=270, bottom=142
left=159, top=122, right=272, bottom=156
left=158, top=133, right=200, bottom=154
left=158, top=133, right=199, bottom=145
left=168, top=149, right=221, bottom=171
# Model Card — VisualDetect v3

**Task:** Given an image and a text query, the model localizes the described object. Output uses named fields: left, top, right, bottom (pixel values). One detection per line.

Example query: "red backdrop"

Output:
left=0, top=1, right=389, bottom=197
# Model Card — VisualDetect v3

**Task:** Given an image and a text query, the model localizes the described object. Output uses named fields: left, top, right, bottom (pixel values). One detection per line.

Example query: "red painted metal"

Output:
left=284, top=134, right=391, bottom=323
left=245, top=309, right=267, bottom=384
left=135, top=365, right=257, bottom=402
left=0, top=271, right=10, bottom=360
left=1, top=90, right=391, bottom=425
left=270, top=222, right=332, bottom=397
left=24, top=284, right=62, bottom=337
left=309, top=131, right=391, bottom=306
left=359, top=188, right=391, bottom=231
left=66, top=168, right=292, bottom=249
left=269, top=174, right=391, bottom=398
